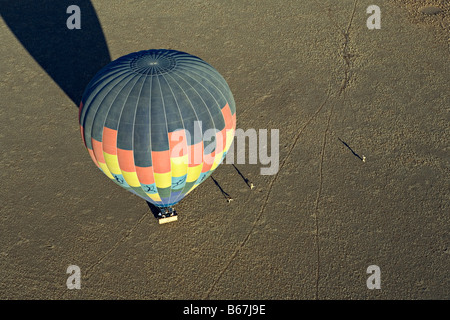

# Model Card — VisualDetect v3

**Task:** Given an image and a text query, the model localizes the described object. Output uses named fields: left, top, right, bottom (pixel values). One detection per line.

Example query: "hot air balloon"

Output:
left=79, top=49, right=236, bottom=223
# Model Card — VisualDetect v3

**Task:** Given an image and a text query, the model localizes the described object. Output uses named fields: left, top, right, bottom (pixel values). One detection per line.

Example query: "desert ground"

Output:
left=1, top=0, right=448, bottom=299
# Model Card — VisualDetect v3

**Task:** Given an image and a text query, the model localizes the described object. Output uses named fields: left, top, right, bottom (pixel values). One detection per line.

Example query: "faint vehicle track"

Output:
left=204, top=0, right=360, bottom=300
left=204, top=85, right=332, bottom=299
left=59, top=211, right=149, bottom=299
left=313, top=0, right=358, bottom=300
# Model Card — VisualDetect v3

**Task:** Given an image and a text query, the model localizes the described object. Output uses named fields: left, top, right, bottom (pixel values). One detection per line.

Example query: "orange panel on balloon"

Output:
left=215, top=127, right=227, bottom=154
left=201, top=154, right=214, bottom=173
left=80, top=125, right=86, bottom=147
left=135, top=166, right=155, bottom=184
left=78, top=101, right=84, bottom=120
left=88, top=148, right=99, bottom=168
left=222, top=103, right=233, bottom=130
left=188, top=141, right=203, bottom=167
left=92, top=138, right=105, bottom=163
left=168, top=130, right=188, bottom=157
left=117, top=148, right=135, bottom=172
left=152, top=150, right=171, bottom=173
left=102, top=127, right=118, bottom=155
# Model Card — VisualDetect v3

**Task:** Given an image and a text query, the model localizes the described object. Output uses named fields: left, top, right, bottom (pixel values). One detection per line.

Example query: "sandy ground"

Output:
left=1, top=0, right=449, bottom=299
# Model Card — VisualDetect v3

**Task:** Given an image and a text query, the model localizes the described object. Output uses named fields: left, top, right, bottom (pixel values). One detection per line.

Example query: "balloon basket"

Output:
left=157, top=207, right=178, bottom=224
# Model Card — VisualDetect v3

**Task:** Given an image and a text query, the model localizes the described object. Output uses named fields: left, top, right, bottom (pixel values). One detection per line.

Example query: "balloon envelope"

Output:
left=79, top=49, right=236, bottom=207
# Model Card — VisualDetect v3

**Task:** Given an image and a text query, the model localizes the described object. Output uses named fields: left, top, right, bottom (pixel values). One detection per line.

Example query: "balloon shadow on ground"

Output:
left=1, top=0, right=111, bottom=107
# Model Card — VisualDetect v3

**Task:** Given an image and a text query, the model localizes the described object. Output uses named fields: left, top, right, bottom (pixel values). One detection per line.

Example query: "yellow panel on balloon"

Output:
left=211, top=150, right=224, bottom=171
left=98, top=161, right=114, bottom=179
left=121, top=170, right=141, bottom=188
left=103, top=152, right=121, bottom=175
left=186, top=164, right=202, bottom=182
left=171, top=155, right=188, bottom=177
left=146, top=192, right=162, bottom=202
left=225, top=128, right=235, bottom=150
left=154, top=172, right=172, bottom=189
